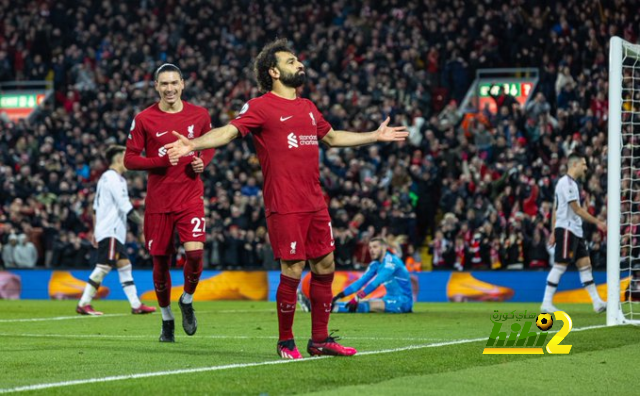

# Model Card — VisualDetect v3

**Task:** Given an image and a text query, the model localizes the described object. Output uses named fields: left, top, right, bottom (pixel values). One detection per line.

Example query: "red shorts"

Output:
left=266, top=209, right=335, bottom=261
left=144, top=203, right=205, bottom=255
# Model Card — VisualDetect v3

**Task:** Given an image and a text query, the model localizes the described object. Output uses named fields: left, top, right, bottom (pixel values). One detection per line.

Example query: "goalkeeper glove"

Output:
left=331, top=292, right=345, bottom=309
left=346, top=291, right=366, bottom=313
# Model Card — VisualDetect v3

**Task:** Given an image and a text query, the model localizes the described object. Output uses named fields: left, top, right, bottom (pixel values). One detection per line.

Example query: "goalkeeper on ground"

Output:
left=301, top=237, right=413, bottom=313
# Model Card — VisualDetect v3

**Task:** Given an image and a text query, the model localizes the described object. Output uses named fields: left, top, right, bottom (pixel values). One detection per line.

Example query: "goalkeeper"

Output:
left=301, top=237, right=413, bottom=313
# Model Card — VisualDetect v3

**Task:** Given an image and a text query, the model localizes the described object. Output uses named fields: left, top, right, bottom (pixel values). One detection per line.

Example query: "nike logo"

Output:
left=193, top=233, right=203, bottom=237
left=156, top=131, right=168, bottom=137
left=280, top=116, right=293, bottom=122
left=330, top=241, right=335, bottom=247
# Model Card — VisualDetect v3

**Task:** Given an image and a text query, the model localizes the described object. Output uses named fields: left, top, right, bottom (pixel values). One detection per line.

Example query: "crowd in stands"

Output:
left=1, top=0, right=635, bottom=270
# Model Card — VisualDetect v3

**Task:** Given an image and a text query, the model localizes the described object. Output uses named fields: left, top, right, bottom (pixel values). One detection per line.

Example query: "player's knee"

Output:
left=115, top=260, right=131, bottom=269
left=552, top=263, right=568, bottom=272
left=95, top=264, right=111, bottom=280
left=280, top=260, right=305, bottom=278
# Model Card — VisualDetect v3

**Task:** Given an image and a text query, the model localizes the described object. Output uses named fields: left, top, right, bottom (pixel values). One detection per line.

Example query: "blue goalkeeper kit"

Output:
left=340, top=250, right=413, bottom=313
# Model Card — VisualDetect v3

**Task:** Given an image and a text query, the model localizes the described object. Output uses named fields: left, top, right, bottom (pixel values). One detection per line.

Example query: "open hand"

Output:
left=376, top=117, right=409, bottom=142
left=165, top=132, right=195, bottom=165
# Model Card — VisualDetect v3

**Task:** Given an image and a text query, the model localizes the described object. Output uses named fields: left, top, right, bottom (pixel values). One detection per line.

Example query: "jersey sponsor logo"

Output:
left=156, top=131, right=168, bottom=137
left=290, top=241, right=297, bottom=254
left=158, top=147, right=167, bottom=157
left=280, top=116, right=293, bottom=122
left=187, top=124, right=194, bottom=139
left=309, top=112, right=316, bottom=126
left=287, top=133, right=299, bottom=148
left=287, top=133, right=317, bottom=149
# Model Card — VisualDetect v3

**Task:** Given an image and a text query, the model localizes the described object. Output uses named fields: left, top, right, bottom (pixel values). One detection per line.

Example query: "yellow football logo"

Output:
left=536, top=313, right=553, bottom=331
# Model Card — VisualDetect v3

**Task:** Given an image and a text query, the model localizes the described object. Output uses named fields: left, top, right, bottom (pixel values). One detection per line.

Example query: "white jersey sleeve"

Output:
left=562, top=180, right=579, bottom=203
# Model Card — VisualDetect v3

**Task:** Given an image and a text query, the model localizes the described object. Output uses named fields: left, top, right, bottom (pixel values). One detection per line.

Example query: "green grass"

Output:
left=0, top=301, right=638, bottom=395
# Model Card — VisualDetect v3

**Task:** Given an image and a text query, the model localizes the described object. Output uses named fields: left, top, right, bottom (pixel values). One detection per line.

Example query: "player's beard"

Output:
left=279, top=69, right=306, bottom=88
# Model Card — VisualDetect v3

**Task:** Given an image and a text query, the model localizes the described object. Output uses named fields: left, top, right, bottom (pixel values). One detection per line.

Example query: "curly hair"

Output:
left=254, top=38, right=294, bottom=93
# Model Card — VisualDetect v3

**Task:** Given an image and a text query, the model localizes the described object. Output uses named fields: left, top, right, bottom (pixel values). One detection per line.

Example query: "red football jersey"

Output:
left=230, top=92, right=332, bottom=216
left=125, top=101, right=214, bottom=213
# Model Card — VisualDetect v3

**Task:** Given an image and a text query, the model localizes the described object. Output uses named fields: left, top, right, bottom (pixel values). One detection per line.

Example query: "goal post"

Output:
left=607, top=36, right=640, bottom=325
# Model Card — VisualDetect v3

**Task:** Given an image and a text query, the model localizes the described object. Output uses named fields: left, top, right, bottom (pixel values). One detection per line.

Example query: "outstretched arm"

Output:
left=321, top=117, right=408, bottom=148
left=359, top=265, right=394, bottom=297
left=166, top=124, right=239, bottom=165
left=341, top=265, right=377, bottom=297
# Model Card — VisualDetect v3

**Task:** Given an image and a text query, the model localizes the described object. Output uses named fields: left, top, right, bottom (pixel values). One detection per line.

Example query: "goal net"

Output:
left=607, top=36, right=640, bottom=325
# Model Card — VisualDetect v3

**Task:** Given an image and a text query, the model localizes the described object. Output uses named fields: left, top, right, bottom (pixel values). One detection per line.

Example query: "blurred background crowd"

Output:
left=1, top=0, right=635, bottom=270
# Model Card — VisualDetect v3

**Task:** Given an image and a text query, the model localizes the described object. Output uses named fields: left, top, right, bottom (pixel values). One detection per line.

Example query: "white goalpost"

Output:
left=607, top=36, right=640, bottom=325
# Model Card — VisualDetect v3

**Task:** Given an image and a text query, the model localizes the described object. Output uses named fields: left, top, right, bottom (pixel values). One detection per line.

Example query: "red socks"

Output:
left=310, top=272, right=334, bottom=342
left=276, top=274, right=300, bottom=341
left=152, top=255, right=171, bottom=307
left=183, top=249, right=203, bottom=295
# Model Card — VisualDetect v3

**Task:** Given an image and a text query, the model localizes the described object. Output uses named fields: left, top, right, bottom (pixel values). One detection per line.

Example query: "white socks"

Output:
left=118, top=264, right=141, bottom=309
left=579, top=266, right=604, bottom=304
left=543, top=264, right=567, bottom=305
left=161, top=293, right=193, bottom=322
left=181, top=292, right=193, bottom=304
left=543, top=264, right=604, bottom=307
left=160, top=306, right=174, bottom=321
left=79, top=265, right=111, bottom=306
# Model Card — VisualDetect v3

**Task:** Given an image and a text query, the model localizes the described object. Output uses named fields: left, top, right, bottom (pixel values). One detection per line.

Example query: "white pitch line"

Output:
left=0, top=309, right=274, bottom=324
left=0, top=324, right=611, bottom=394
left=0, top=333, right=443, bottom=342
left=0, top=314, right=129, bottom=323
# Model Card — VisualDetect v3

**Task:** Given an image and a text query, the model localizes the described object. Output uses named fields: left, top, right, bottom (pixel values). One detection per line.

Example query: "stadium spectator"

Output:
left=1, top=234, right=18, bottom=267
left=13, top=234, right=37, bottom=268
left=0, top=0, right=633, bottom=273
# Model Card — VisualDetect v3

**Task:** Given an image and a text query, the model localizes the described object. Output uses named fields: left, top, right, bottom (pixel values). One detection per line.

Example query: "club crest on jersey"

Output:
left=309, top=112, right=316, bottom=126
left=290, top=241, right=297, bottom=254
left=188, top=124, right=194, bottom=139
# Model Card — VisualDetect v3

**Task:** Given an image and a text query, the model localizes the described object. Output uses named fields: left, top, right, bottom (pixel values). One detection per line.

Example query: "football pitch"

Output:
left=0, top=301, right=637, bottom=395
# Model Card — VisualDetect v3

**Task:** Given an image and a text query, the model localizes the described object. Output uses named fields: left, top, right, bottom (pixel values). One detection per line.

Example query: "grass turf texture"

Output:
left=0, top=301, right=637, bottom=395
